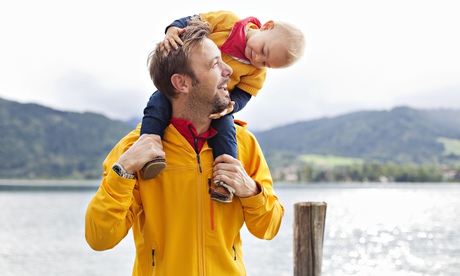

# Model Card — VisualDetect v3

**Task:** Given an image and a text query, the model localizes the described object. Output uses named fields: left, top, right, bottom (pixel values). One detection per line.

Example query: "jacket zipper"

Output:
left=188, top=125, right=202, bottom=173
left=189, top=125, right=205, bottom=274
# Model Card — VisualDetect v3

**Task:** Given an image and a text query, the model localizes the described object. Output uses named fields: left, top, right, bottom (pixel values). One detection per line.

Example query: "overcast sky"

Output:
left=1, top=0, right=459, bottom=131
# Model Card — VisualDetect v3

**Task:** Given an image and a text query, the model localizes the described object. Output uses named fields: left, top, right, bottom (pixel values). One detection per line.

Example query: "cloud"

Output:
left=50, top=71, right=148, bottom=120
left=1, top=0, right=460, bottom=131
left=394, top=85, right=460, bottom=110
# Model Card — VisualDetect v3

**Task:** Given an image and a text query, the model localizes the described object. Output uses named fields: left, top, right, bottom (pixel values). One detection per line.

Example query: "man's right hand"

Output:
left=117, top=134, right=165, bottom=174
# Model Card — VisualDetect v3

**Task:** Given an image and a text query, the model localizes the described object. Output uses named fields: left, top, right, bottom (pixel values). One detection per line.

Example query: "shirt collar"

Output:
left=169, top=118, right=217, bottom=152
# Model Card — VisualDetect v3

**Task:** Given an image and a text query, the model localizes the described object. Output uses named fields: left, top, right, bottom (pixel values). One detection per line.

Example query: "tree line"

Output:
left=278, top=162, right=460, bottom=183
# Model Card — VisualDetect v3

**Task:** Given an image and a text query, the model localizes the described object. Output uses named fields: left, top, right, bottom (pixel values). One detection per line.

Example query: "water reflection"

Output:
left=1, top=182, right=459, bottom=275
left=242, top=183, right=460, bottom=276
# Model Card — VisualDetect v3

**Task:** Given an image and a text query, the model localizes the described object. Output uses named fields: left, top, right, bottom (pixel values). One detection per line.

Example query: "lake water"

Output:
left=0, top=181, right=459, bottom=276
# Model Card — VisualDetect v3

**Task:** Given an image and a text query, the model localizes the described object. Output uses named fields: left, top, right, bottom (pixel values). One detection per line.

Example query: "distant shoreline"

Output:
left=0, top=179, right=100, bottom=191
left=1, top=179, right=458, bottom=192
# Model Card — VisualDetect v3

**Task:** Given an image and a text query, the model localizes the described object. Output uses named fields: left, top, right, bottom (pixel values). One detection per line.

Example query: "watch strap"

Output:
left=112, top=163, right=136, bottom=179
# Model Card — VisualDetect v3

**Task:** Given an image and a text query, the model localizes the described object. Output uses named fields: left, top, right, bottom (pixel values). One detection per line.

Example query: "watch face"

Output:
left=113, top=164, right=122, bottom=176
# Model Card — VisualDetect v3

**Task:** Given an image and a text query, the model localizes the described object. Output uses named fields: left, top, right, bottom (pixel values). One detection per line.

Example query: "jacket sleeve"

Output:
left=235, top=122, right=285, bottom=240
left=85, top=128, right=142, bottom=251
left=230, top=86, right=252, bottom=114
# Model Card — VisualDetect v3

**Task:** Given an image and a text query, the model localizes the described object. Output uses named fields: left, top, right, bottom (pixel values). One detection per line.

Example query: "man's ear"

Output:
left=171, top=74, right=190, bottom=94
left=261, top=20, right=275, bottom=31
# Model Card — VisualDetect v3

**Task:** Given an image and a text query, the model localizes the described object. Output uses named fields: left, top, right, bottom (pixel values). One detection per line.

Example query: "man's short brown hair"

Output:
left=148, top=16, right=211, bottom=99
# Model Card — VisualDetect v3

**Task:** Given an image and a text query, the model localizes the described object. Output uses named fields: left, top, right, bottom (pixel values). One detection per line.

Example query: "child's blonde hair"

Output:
left=274, top=21, right=306, bottom=68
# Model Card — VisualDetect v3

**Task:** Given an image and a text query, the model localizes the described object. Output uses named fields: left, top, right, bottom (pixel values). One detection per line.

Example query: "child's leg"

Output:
left=140, top=91, right=171, bottom=180
left=209, top=114, right=237, bottom=159
left=209, top=114, right=237, bottom=203
left=141, top=91, right=172, bottom=137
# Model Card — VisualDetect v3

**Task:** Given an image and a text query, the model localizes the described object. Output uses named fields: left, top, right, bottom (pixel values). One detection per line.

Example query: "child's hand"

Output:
left=160, top=26, right=186, bottom=52
left=209, top=101, right=235, bottom=119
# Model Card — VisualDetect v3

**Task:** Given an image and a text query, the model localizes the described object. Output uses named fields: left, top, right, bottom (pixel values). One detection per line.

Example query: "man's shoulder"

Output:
left=234, top=119, right=248, bottom=129
left=234, top=119, right=256, bottom=141
left=234, top=120, right=264, bottom=159
left=119, top=124, right=142, bottom=145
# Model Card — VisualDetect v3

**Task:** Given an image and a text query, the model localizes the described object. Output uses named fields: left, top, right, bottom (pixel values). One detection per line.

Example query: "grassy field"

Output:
left=437, top=137, right=460, bottom=156
left=298, top=154, right=363, bottom=167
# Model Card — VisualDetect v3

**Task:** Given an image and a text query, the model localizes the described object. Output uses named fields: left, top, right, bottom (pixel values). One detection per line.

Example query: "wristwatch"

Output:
left=112, top=163, right=136, bottom=179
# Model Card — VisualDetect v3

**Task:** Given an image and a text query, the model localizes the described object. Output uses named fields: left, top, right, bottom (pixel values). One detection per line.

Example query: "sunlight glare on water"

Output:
left=319, top=186, right=458, bottom=275
left=1, top=182, right=459, bottom=275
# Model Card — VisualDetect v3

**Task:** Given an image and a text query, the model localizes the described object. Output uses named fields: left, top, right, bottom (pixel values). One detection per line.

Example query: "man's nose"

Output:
left=223, top=63, right=233, bottom=76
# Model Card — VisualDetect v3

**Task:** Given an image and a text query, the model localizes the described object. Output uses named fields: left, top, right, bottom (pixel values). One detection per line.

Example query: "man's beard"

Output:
left=211, top=93, right=231, bottom=114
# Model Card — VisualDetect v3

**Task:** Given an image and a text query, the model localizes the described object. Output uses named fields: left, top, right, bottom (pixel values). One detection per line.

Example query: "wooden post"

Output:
left=293, top=202, right=327, bottom=276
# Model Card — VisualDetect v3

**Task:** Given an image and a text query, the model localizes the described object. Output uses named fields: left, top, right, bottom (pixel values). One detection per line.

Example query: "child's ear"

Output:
left=261, top=20, right=275, bottom=31
left=171, top=74, right=190, bottom=94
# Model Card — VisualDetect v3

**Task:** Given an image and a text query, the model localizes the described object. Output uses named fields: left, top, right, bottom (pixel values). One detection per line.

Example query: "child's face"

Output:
left=245, top=28, right=287, bottom=69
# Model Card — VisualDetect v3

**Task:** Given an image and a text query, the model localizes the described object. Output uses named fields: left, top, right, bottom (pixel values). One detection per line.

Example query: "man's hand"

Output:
left=212, top=154, right=261, bottom=198
left=209, top=101, right=235, bottom=119
left=160, top=26, right=186, bottom=52
left=117, top=134, right=165, bottom=174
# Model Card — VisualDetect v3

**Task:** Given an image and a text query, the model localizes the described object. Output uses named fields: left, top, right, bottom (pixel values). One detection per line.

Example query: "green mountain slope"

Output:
left=1, top=97, right=459, bottom=179
left=0, top=98, right=132, bottom=179
left=254, top=106, right=460, bottom=166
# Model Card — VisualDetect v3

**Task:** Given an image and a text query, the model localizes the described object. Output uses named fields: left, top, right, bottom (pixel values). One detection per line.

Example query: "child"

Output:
left=141, top=10, right=306, bottom=203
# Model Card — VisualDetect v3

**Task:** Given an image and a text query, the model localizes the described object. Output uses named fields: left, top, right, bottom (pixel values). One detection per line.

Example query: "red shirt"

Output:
left=220, top=16, right=261, bottom=62
left=169, top=118, right=217, bottom=152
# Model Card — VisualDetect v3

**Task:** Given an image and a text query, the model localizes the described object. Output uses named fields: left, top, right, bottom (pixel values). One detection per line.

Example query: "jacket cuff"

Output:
left=105, top=168, right=137, bottom=192
left=239, top=181, right=266, bottom=208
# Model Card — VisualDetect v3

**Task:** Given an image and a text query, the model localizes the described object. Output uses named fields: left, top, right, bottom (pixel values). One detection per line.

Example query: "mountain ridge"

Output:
left=1, top=97, right=459, bottom=179
left=253, top=106, right=460, bottom=165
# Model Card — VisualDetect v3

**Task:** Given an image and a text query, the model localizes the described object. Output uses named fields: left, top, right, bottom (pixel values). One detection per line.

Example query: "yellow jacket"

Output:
left=200, top=11, right=267, bottom=97
left=85, top=121, right=284, bottom=275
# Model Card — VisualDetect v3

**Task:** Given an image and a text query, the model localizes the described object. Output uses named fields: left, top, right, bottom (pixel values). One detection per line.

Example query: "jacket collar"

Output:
left=169, top=118, right=217, bottom=152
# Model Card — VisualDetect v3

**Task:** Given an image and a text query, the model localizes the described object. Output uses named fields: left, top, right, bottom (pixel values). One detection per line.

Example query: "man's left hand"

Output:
left=212, top=154, right=261, bottom=198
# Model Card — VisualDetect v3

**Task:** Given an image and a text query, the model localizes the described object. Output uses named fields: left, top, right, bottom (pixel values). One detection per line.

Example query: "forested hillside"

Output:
left=0, top=98, right=132, bottom=179
left=252, top=107, right=460, bottom=182
left=1, top=97, right=459, bottom=181
left=254, top=106, right=460, bottom=165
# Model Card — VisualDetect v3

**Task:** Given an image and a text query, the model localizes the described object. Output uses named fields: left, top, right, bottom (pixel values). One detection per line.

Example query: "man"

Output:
left=85, top=17, right=284, bottom=275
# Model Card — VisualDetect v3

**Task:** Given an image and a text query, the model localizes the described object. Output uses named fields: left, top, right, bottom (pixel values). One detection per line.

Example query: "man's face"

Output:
left=189, top=38, right=233, bottom=114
